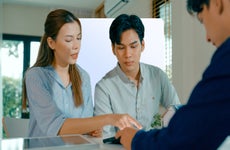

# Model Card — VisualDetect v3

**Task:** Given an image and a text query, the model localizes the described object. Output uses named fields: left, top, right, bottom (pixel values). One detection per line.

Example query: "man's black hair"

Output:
left=109, top=14, right=144, bottom=45
left=187, top=0, right=210, bottom=15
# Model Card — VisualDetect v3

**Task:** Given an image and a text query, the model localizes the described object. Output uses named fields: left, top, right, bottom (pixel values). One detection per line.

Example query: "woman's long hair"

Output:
left=22, top=9, right=83, bottom=112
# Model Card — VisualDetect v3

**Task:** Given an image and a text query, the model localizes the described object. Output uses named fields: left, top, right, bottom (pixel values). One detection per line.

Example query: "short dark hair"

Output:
left=187, top=0, right=210, bottom=15
left=109, top=14, right=144, bottom=45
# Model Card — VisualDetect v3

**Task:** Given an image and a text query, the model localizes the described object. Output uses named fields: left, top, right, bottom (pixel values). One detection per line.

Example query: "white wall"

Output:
left=106, top=0, right=152, bottom=18
left=172, top=1, right=215, bottom=103
left=2, top=4, right=94, bottom=36
left=3, top=4, right=46, bottom=36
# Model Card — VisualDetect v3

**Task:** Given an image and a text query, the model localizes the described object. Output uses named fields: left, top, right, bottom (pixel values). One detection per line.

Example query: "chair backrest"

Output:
left=2, top=117, right=30, bottom=138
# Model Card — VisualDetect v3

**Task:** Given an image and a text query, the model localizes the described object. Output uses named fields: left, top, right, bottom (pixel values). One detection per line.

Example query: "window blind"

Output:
left=153, top=0, right=172, bottom=80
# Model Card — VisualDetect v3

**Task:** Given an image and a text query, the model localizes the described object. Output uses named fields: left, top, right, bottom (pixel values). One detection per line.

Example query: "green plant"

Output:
left=151, top=113, right=162, bottom=129
left=2, top=76, right=22, bottom=117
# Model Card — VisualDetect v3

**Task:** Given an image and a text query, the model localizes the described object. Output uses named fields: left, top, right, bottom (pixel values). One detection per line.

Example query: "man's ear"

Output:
left=141, top=40, right=145, bottom=52
left=216, top=0, right=224, bottom=14
left=47, top=37, right=55, bottom=50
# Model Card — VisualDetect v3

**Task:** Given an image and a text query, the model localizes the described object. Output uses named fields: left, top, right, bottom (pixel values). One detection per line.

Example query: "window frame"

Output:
left=3, top=34, right=41, bottom=77
left=2, top=34, right=41, bottom=118
left=152, top=0, right=172, bottom=80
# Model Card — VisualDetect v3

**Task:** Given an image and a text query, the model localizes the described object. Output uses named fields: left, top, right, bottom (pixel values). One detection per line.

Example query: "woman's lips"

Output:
left=71, top=53, right=78, bottom=59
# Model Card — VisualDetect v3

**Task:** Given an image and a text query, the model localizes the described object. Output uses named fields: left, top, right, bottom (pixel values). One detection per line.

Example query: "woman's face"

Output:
left=48, top=21, right=82, bottom=67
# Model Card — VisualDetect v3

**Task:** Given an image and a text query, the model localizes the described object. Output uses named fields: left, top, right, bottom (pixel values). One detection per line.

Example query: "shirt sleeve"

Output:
left=158, top=69, right=181, bottom=107
left=26, top=68, right=65, bottom=136
left=94, top=81, right=116, bottom=137
left=132, top=129, right=159, bottom=150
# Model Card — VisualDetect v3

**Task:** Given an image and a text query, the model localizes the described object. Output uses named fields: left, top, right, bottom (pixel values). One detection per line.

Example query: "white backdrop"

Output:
left=78, top=18, right=165, bottom=101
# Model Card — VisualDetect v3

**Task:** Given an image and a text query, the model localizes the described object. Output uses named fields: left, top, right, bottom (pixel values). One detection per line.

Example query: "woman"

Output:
left=22, top=9, right=141, bottom=137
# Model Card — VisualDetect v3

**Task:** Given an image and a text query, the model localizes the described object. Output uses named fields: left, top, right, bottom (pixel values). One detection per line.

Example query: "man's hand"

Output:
left=115, top=127, right=139, bottom=150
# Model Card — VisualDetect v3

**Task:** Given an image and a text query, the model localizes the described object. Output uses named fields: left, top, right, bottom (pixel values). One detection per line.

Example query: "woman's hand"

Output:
left=88, top=128, right=102, bottom=137
left=110, top=114, right=142, bottom=130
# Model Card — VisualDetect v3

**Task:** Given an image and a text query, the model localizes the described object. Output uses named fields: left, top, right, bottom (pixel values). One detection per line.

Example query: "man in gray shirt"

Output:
left=94, top=14, right=180, bottom=138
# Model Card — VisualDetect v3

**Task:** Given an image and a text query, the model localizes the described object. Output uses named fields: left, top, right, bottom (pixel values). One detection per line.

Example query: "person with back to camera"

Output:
left=115, top=0, right=230, bottom=149
left=94, top=13, right=181, bottom=138
left=22, top=9, right=142, bottom=138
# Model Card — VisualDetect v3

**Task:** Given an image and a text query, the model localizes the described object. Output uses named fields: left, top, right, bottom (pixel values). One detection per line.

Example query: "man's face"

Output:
left=112, top=29, right=145, bottom=75
left=197, top=0, right=229, bottom=47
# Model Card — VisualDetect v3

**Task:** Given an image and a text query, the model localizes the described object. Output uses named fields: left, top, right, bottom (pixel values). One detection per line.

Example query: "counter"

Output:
left=1, top=134, right=124, bottom=150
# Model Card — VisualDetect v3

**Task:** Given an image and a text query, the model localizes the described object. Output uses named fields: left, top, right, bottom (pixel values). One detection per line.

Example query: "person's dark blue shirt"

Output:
left=132, top=37, right=230, bottom=150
